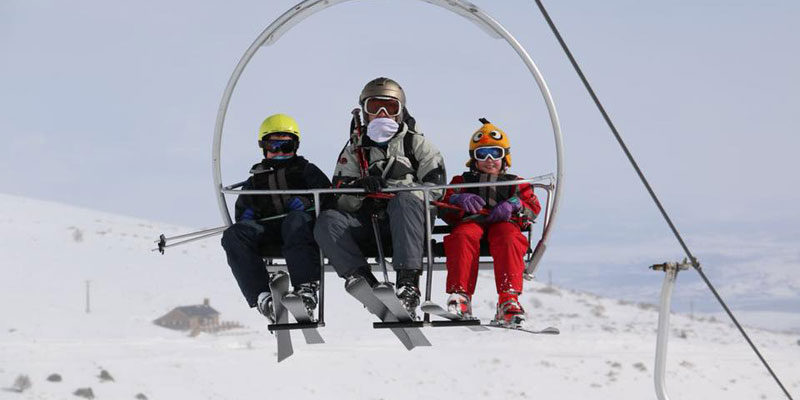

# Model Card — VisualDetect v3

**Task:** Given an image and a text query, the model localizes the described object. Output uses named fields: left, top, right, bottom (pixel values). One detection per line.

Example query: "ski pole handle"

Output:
left=153, top=206, right=315, bottom=254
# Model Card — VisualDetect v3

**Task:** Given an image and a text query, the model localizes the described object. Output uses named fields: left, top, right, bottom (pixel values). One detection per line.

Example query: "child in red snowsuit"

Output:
left=441, top=118, right=541, bottom=326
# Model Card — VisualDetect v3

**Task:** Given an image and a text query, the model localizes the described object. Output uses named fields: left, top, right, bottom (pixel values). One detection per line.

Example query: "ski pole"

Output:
left=349, top=108, right=392, bottom=283
left=349, top=109, right=396, bottom=283
left=153, top=206, right=315, bottom=254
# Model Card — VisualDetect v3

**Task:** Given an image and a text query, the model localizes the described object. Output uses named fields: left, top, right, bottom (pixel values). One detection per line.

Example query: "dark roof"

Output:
left=174, top=305, right=219, bottom=317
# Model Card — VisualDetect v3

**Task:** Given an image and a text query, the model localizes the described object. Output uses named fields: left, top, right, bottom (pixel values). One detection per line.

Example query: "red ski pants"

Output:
left=443, top=221, right=528, bottom=295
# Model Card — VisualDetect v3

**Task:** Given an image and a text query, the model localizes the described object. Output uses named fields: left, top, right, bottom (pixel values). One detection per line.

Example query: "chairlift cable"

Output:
left=531, top=1, right=793, bottom=398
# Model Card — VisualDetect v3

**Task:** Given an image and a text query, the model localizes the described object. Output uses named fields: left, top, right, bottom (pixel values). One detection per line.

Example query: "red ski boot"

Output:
left=446, top=292, right=473, bottom=319
left=495, top=292, right=526, bottom=327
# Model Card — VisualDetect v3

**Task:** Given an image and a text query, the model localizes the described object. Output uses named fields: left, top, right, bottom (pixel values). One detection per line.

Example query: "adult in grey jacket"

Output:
left=314, top=77, right=446, bottom=319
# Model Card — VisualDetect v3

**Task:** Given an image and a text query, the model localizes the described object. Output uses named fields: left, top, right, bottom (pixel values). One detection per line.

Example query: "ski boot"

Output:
left=344, top=265, right=379, bottom=290
left=293, top=281, right=319, bottom=320
left=256, top=291, right=275, bottom=324
left=495, top=292, right=526, bottom=327
left=396, top=270, right=421, bottom=320
left=446, top=292, right=473, bottom=319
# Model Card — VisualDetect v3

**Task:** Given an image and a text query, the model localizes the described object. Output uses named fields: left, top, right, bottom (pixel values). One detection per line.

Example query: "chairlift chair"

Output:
left=212, top=0, right=565, bottom=353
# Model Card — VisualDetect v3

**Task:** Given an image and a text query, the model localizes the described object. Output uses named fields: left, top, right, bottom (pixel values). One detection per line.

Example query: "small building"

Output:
left=154, top=298, right=220, bottom=331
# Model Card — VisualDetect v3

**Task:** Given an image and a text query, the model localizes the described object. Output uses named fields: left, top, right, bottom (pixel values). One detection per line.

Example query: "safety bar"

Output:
left=221, top=173, right=555, bottom=195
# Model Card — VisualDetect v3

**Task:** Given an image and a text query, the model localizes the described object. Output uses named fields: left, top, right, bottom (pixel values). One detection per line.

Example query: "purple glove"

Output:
left=487, top=198, right=521, bottom=223
left=450, top=193, right=486, bottom=214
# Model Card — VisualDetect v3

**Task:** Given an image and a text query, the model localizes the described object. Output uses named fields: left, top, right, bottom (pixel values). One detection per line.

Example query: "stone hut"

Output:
left=153, top=298, right=220, bottom=331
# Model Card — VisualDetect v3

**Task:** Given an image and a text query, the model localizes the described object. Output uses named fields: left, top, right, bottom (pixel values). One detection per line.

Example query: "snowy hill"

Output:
left=0, top=193, right=798, bottom=400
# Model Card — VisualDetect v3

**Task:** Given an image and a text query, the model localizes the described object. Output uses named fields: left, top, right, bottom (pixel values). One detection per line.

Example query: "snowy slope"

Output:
left=0, top=193, right=798, bottom=400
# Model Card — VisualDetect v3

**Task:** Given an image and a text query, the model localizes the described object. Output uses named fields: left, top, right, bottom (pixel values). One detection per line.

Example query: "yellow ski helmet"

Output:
left=258, top=113, right=301, bottom=142
left=467, top=118, right=512, bottom=168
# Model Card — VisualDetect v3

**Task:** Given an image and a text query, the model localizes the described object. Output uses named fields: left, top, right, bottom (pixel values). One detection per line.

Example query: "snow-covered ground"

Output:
left=1, top=193, right=798, bottom=399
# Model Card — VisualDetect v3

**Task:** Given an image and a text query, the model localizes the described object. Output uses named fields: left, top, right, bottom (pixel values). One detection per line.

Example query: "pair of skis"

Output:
left=421, top=301, right=561, bottom=335
left=347, top=284, right=559, bottom=349
left=267, top=271, right=324, bottom=362
left=346, top=279, right=431, bottom=350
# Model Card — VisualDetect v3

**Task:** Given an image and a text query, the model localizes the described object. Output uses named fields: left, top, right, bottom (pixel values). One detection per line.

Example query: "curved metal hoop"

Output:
left=212, top=0, right=565, bottom=274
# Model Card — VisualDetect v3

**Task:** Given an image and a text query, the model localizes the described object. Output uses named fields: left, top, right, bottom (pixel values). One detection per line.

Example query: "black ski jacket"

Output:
left=234, top=156, right=333, bottom=221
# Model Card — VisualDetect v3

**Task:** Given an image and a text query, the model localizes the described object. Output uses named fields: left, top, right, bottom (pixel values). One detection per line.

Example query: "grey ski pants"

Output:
left=314, top=191, right=427, bottom=278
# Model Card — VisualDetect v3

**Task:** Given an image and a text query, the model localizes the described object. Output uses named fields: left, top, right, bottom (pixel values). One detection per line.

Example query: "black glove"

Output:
left=359, top=197, right=380, bottom=216
left=354, top=176, right=385, bottom=194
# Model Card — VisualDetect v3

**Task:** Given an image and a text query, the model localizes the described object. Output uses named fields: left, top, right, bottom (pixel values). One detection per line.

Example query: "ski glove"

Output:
left=287, top=196, right=311, bottom=211
left=354, top=176, right=386, bottom=194
left=241, top=208, right=256, bottom=221
left=450, top=193, right=486, bottom=214
left=486, top=197, right=522, bottom=223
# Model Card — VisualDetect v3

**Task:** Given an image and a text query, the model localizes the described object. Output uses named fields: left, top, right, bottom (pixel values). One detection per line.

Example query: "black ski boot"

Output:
left=344, top=265, right=379, bottom=290
left=293, top=281, right=319, bottom=320
left=396, top=269, right=421, bottom=320
left=256, top=291, right=275, bottom=324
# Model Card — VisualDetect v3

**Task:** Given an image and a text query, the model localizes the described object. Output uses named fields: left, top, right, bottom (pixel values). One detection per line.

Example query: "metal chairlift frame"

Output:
left=210, top=0, right=569, bottom=363
left=212, top=0, right=565, bottom=323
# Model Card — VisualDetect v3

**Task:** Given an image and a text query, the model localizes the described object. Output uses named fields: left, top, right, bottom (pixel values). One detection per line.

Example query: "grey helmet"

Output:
left=359, top=77, right=406, bottom=122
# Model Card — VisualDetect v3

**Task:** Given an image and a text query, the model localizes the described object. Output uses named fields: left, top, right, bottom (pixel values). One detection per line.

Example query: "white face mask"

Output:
left=366, top=118, right=399, bottom=143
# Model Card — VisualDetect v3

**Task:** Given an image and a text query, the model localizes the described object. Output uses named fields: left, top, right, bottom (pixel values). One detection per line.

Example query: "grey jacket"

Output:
left=332, top=122, right=446, bottom=212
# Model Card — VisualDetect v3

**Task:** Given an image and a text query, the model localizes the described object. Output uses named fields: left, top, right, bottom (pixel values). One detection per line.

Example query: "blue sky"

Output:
left=2, top=0, right=798, bottom=316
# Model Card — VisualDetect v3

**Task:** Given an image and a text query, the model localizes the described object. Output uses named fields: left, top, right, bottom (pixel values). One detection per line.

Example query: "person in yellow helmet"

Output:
left=440, top=118, right=541, bottom=327
left=221, top=113, right=332, bottom=323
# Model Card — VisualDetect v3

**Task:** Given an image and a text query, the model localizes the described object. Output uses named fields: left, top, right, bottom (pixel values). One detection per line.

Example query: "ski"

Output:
left=484, top=321, right=560, bottom=335
left=281, top=293, right=325, bottom=345
left=268, top=271, right=293, bottom=362
left=420, top=301, right=488, bottom=331
left=372, top=283, right=431, bottom=347
left=421, top=301, right=473, bottom=320
left=345, top=277, right=420, bottom=350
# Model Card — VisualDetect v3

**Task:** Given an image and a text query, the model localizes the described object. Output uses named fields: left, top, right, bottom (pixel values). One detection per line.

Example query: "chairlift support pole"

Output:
left=651, top=260, right=691, bottom=400
left=313, top=191, right=326, bottom=324
left=423, top=189, right=434, bottom=323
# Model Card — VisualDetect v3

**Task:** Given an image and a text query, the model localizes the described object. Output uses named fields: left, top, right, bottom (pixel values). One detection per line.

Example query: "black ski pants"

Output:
left=221, top=211, right=320, bottom=307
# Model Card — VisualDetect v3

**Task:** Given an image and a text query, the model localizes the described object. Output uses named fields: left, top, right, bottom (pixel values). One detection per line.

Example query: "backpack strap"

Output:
left=403, top=130, right=419, bottom=172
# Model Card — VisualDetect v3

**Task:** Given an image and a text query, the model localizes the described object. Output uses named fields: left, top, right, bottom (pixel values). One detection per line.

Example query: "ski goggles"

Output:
left=472, top=146, right=506, bottom=161
left=363, top=96, right=402, bottom=117
left=262, top=139, right=298, bottom=154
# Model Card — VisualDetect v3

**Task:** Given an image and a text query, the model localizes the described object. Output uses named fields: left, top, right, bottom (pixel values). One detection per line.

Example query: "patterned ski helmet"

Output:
left=467, top=118, right=512, bottom=168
